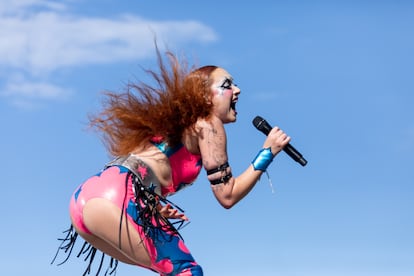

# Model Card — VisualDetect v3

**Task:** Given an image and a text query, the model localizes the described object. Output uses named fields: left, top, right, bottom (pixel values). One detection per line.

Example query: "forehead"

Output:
left=210, top=68, right=232, bottom=82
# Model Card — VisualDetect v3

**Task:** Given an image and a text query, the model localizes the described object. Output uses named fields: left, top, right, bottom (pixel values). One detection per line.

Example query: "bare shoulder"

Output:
left=195, top=116, right=225, bottom=138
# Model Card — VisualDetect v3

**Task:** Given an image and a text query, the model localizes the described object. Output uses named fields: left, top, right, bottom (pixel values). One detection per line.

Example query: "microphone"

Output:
left=252, top=116, right=307, bottom=166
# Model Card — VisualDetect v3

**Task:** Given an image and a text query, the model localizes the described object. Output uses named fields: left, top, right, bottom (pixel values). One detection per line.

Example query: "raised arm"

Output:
left=197, top=116, right=290, bottom=209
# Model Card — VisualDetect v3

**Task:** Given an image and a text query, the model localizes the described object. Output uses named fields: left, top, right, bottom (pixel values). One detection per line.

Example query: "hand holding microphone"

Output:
left=252, top=116, right=307, bottom=167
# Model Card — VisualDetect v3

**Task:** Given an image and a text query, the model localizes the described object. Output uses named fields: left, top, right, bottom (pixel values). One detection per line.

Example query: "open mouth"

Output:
left=230, top=101, right=237, bottom=112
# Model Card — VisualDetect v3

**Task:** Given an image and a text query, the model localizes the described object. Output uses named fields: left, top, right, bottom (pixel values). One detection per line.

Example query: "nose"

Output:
left=233, top=85, right=241, bottom=95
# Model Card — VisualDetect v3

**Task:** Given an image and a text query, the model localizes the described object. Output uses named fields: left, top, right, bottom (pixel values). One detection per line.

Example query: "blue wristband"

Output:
left=251, top=147, right=274, bottom=171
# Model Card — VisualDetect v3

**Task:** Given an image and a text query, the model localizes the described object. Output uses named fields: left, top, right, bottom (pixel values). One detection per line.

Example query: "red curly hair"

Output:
left=89, top=48, right=218, bottom=156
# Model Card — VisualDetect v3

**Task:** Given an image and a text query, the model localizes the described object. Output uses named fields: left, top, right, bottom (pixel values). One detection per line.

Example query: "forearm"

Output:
left=211, top=165, right=261, bottom=209
left=230, top=165, right=263, bottom=205
left=212, top=149, right=274, bottom=208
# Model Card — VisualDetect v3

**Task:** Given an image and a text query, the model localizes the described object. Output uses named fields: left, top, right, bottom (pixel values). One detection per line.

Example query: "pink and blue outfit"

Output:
left=53, top=139, right=203, bottom=276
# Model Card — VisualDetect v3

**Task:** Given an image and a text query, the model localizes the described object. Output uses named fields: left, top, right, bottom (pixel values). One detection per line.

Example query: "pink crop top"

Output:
left=151, top=137, right=202, bottom=196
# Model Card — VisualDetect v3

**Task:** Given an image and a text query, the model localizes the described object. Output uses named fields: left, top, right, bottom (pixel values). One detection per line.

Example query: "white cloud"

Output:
left=2, top=83, right=70, bottom=111
left=0, top=0, right=67, bottom=16
left=4, top=78, right=71, bottom=100
left=0, top=0, right=217, bottom=108
left=0, top=12, right=217, bottom=74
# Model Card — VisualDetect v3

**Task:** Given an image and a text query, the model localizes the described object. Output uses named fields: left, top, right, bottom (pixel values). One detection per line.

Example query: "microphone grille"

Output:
left=252, top=116, right=264, bottom=128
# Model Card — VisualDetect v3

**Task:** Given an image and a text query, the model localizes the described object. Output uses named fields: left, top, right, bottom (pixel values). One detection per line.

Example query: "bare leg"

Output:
left=71, top=198, right=153, bottom=268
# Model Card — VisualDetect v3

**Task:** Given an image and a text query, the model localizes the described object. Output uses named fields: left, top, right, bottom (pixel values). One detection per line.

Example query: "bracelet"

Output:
left=209, top=172, right=233, bottom=185
left=251, top=147, right=274, bottom=171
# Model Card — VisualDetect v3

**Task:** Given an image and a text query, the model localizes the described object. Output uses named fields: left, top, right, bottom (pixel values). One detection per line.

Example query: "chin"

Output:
left=226, top=116, right=237, bottom=124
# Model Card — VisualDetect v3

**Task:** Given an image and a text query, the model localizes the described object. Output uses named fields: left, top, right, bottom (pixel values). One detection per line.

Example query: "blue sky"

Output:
left=1, top=1, right=413, bottom=275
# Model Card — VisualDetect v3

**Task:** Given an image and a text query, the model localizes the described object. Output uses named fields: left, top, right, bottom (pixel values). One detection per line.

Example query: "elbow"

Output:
left=221, top=202, right=233, bottom=209
left=213, top=180, right=240, bottom=209
left=218, top=198, right=237, bottom=209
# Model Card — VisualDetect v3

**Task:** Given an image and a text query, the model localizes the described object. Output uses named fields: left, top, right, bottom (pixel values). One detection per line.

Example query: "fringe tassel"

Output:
left=51, top=225, right=118, bottom=275
left=131, top=173, right=188, bottom=243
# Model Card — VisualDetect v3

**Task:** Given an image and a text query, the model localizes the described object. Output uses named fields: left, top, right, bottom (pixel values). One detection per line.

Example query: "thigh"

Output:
left=76, top=198, right=202, bottom=275
left=78, top=197, right=153, bottom=268
left=148, top=227, right=199, bottom=275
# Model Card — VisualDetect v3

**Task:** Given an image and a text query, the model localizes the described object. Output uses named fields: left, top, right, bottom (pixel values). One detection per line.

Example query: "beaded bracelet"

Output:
left=251, top=147, right=274, bottom=171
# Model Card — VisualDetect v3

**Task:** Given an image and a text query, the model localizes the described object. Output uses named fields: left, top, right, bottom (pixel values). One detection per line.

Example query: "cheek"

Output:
left=223, top=89, right=233, bottom=97
left=213, top=87, right=233, bottom=97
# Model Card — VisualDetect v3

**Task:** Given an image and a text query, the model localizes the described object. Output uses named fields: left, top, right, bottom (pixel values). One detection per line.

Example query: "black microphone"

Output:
left=252, top=116, right=307, bottom=166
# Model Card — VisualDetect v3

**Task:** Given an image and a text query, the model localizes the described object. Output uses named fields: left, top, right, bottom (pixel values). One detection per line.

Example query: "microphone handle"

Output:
left=253, top=116, right=307, bottom=166
left=284, top=144, right=307, bottom=166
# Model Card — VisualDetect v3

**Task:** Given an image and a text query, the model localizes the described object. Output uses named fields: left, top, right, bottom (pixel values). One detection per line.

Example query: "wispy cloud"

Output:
left=0, top=0, right=67, bottom=16
left=0, top=0, right=217, bottom=109
left=3, top=79, right=71, bottom=110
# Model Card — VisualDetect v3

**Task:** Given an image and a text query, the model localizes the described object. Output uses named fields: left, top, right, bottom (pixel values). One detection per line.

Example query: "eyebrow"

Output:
left=220, top=77, right=233, bottom=84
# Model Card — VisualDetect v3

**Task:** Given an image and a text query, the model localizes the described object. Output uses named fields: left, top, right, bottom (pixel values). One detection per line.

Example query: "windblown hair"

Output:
left=89, top=48, right=218, bottom=156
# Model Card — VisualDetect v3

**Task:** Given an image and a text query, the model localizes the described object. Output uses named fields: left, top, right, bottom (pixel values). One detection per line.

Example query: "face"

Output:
left=209, top=68, right=241, bottom=124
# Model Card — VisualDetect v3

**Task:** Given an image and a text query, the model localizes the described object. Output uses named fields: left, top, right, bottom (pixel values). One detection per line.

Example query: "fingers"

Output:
left=264, top=126, right=291, bottom=154
left=159, top=203, right=170, bottom=213
left=159, top=204, right=189, bottom=221
left=271, top=127, right=290, bottom=143
left=270, top=127, right=284, bottom=140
